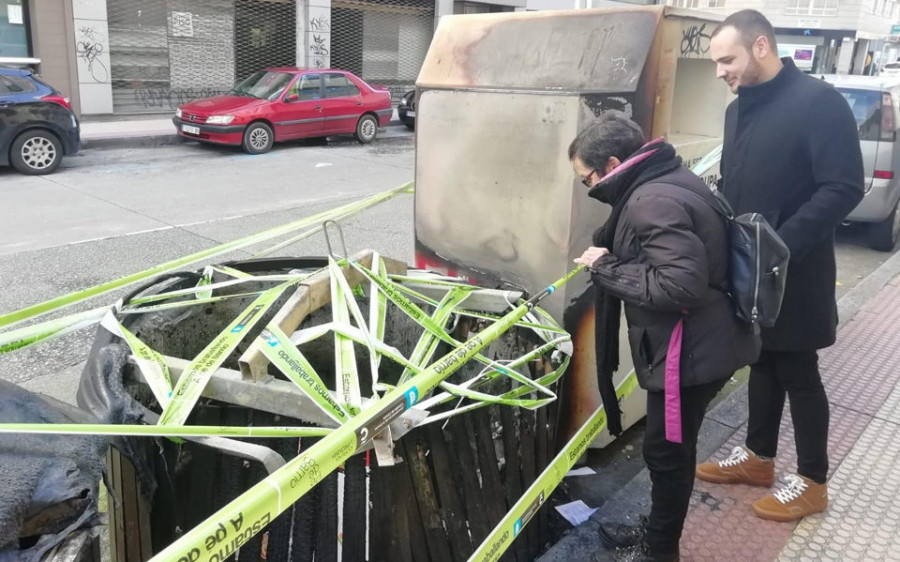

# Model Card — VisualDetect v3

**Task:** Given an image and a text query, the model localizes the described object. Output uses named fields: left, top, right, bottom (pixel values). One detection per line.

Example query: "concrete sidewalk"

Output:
left=80, top=117, right=175, bottom=149
left=540, top=248, right=900, bottom=562
left=79, top=107, right=407, bottom=149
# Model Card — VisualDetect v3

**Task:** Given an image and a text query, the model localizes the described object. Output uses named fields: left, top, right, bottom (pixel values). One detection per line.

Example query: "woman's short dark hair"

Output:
left=567, top=111, right=645, bottom=170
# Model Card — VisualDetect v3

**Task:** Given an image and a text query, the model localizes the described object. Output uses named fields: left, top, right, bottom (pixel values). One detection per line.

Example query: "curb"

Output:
left=80, top=120, right=410, bottom=151
left=82, top=134, right=182, bottom=150
left=836, top=245, right=900, bottom=329
left=537, top=244, right=900, bottom=562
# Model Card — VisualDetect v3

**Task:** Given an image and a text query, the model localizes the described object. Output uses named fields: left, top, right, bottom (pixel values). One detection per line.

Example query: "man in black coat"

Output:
left=696, top=10, right=864, bottom=522
left=572, top=111, right=759, bottom=561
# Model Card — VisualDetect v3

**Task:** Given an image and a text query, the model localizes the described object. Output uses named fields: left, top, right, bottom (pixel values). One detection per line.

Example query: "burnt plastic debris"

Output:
left=0, top=380, right=107, bottom=561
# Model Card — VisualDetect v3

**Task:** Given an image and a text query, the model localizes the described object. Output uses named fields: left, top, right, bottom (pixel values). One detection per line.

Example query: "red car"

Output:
left=173, top=68, right=392, bottom=154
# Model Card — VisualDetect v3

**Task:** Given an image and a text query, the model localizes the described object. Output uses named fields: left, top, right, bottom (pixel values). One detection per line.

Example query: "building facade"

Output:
left=10, top=0, right=890, bottom=117
left=9, top=0, right=439, bottom=115
left=10, top=0, right=641, bottom=116
left=667, top=0, right=900, bottom=74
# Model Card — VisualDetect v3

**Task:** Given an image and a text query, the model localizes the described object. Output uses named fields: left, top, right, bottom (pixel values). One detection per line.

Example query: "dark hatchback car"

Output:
left=398, top=90, right=415, bottom=130
left=0, top=67, right=80, bottom=175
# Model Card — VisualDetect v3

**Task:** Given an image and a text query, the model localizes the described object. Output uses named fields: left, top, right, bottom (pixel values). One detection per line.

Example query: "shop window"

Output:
left=0, top=0, right=30, bottom=58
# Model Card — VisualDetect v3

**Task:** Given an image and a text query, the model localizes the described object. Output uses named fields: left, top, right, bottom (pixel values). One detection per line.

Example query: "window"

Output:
left=666, top=0, right=702, bottom=8
left=293, top=74, right=322, bottom=100
left=785, top=0, right=839, bottom=15
left=708, top=0, right=727, bottom=8
left=232, top=71, right=293, bottom=100
left=324, top=74, right=360, bottom=98
left=838, top=89, right=883, bottom=141
left=0, top=75, right=36, bottom=93
left=0, top=0, right=30, bottom=58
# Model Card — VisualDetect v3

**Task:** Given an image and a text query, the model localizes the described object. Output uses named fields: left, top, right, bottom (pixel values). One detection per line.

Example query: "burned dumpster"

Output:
left=68, top=251, right=576, bottom=561
left=412, top=6, right=731, bottom=446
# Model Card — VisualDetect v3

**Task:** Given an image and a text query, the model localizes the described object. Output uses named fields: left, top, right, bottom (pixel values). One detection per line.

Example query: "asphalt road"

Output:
left=0, top=128, right=896, bottom=406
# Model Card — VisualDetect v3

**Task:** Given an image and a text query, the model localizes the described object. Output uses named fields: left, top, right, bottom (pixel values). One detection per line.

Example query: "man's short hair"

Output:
left=712, top=10, right=778, bottom=52
left=568, top=111, right=645, bottom=170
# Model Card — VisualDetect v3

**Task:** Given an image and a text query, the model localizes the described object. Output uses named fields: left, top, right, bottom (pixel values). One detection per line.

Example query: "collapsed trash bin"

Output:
left=76, top=251, right=573, bottom=561
left=412, top=6, right=730, bottom=446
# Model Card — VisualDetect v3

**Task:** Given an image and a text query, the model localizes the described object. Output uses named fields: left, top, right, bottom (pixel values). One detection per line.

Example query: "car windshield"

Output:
left=838, top=88, right=882, bottom=141
left=230, top=71, right=293, bottom=100
left=885, top=63, right=900, bottom=69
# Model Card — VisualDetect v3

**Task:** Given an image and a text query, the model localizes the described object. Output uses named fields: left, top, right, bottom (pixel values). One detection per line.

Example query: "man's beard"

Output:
left=740, top=58, right=764, bottom=88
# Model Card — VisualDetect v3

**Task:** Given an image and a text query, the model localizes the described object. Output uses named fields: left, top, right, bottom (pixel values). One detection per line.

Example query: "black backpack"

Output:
left=679, top=182, right=791, bottom=328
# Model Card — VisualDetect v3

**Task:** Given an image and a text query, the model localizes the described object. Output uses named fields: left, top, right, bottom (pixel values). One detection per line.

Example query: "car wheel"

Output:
left=242, top=122, right=274, bottom=155
left=10, top=130, right=63, bottom=175
left=401, top=118, right=415, bottom=131
left=869, top=202, right=900, bottom=252
left=355, top=115, right=378, bottom=144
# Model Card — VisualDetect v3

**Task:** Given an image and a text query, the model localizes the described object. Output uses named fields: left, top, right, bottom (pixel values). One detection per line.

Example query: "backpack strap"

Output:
left=662, top=173, right=735, bottom=297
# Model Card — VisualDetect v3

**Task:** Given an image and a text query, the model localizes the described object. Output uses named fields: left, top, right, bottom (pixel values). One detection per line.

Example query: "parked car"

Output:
left=173, top=68, right=392, bottom=154
left=0, top=67, right=80, bottom=175
left=881, top=62, right=900, bottom=78
left=822, top=74, right=900, bottom=251
left=398, top=90, right=415, bottom=130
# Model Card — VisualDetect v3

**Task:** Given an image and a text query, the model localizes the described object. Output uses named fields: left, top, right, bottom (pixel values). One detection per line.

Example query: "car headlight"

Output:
left=175, top=108, right=182, bottom=118
left=207, top=115, right=235, bottom=125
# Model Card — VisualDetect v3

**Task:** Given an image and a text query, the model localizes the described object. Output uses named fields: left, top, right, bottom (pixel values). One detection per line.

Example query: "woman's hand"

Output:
left=574, top=246, right=610, bottom=268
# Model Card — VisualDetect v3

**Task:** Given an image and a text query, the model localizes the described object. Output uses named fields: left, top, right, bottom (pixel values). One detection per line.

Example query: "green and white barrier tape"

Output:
left=469, top=370, right=641, bottom=562
left=368, top=253, right=389, bottom=396
left=259, top=325, right=350, bottom=426
left=329, top=258, right=363, bottom=417
left=148, top=266, right=584, bottom=562
left=102, top=309, right=174, bottom=408
left=158, top=280, right=297, bottom=426
left=0, top=306, right=109, bottom=355
left=350, top=262, right=561, bottom=402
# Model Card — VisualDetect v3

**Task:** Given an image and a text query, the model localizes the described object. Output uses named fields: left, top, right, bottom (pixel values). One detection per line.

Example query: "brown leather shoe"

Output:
left=752, top=474, right=828, bottom=522
left=695, top=446, right=775, bottom=487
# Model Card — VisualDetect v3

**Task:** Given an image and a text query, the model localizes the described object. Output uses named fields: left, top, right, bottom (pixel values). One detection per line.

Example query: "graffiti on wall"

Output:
left=680, top=23, right=711, bottom=58
left=310, top=35, right=329, bottom=57
left=310, top=16, right=330, bottom=32
left=75, top=26, right=109, bottom=83
left=134, top=87, right=228, bottom=109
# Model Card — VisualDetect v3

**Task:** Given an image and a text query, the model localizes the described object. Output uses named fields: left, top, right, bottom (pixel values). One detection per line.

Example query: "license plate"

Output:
left=181, top=124, right=200, bottom=135
left=407, top=111, right=415, bottom=118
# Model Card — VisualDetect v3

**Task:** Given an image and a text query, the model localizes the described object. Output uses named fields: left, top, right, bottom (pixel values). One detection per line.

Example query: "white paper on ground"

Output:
left=555, top=500, right=599, bottom=526
left=564, top=466, right=596, bottom=477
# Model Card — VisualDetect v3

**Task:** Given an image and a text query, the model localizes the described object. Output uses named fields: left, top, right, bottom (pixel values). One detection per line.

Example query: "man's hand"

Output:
left=574, top=246, right=610, bottom=268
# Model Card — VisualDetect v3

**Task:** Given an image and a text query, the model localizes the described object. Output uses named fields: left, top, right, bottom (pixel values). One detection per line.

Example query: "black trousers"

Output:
left=745, top=349, right=830, bottom=484
left=644, top=378, right=726, bottom=556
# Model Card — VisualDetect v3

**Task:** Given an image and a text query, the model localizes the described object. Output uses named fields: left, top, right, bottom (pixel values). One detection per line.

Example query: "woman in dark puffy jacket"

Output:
left=571, top=111, right=759, bottom=562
